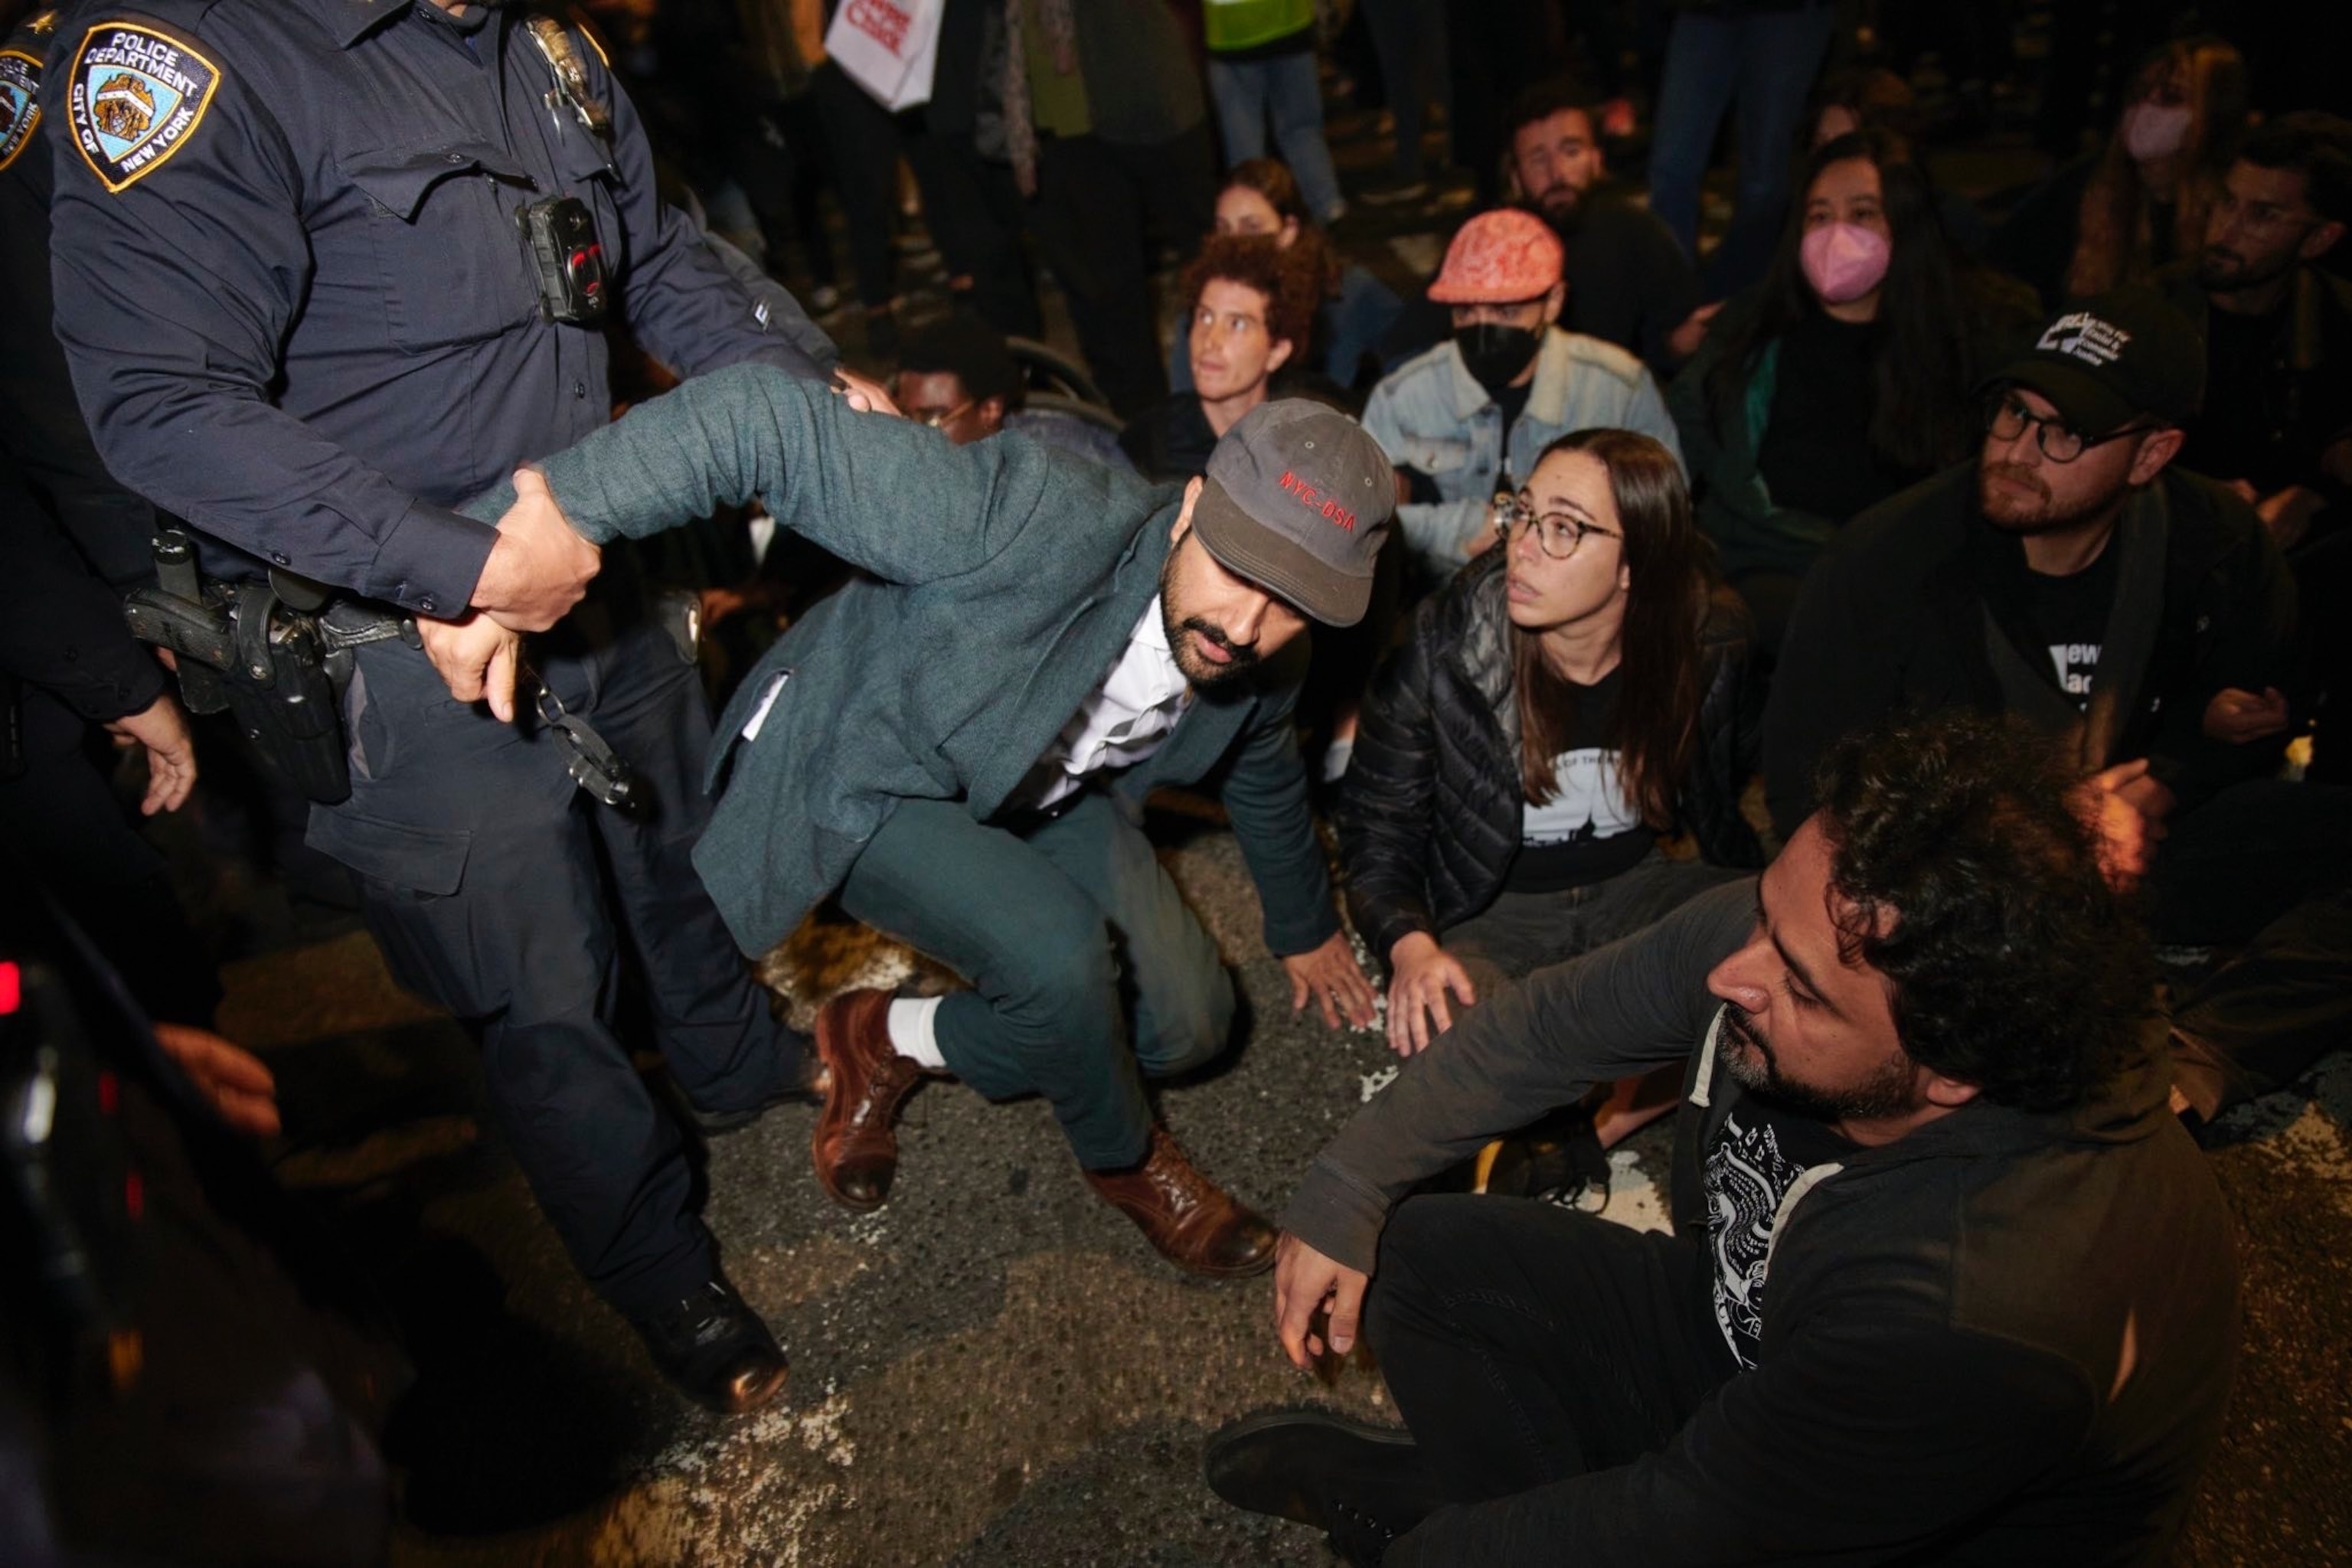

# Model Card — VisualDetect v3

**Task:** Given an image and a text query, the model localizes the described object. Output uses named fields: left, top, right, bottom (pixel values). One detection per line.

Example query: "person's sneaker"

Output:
left=631, top=1274, right=789, bottom=1414
left=1204, top=1408, right=1449, bottom=1563
left=1354, top=169, right=1429, bottom=206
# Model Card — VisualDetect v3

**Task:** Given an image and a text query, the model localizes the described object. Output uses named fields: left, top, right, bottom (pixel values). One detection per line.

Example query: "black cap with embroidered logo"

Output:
left=1985, top=286, right=2207, bottom=437
left=1191, top=400, right=1395, bottom=627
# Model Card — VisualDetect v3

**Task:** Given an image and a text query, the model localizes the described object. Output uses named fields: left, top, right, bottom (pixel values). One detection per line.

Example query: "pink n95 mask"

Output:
left=1800, top=222, right=1892, bottom=305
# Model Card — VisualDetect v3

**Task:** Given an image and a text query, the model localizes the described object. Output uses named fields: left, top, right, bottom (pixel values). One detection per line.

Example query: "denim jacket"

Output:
left=1362, top=326, right=1684, bottom=569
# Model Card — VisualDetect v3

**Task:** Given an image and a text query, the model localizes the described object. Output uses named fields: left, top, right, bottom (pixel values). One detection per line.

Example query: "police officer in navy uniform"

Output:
left=43, top=0, right=829, bottom=1412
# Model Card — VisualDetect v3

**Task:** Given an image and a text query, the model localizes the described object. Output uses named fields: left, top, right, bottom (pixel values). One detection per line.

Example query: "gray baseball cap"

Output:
left=1191, top=400, right=1395, bottom=627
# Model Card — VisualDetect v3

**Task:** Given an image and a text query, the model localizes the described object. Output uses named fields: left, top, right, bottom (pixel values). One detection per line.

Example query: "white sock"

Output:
left=886, top=996, right=947, bottom=1070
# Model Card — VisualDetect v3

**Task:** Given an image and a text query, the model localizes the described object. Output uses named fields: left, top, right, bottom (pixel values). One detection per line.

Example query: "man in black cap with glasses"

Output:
left=1766, top=287, right=2352, bottom=1125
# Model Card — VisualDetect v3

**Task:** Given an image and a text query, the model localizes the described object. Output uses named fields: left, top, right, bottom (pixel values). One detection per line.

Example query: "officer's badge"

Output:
left=67, top=21, right=219, bottom=192
left=0, top=47, right=38, bottom=174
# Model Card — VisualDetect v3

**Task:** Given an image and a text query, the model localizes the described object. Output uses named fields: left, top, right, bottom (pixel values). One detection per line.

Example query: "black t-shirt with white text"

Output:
left=1506, top=664, right=1658, bottom=893
left=1988, top=534, right=2121, bottom=708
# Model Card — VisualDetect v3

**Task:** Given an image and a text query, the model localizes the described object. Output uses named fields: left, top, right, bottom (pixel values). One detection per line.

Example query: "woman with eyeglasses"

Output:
left=1337, top=428, right=1763, bottom=1061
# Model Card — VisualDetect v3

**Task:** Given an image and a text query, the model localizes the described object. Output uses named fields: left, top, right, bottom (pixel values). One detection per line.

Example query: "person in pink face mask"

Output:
left=1991, top=37, right=2249, bottom=309
left=1668, top=131, right=2038, bottom=654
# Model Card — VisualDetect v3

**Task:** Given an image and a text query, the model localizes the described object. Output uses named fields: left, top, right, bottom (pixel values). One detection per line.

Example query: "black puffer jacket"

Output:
left=1337, top=551, right=1764, bottom=962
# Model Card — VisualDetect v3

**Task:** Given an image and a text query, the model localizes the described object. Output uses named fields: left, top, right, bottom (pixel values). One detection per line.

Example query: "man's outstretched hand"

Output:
left=472, top=468, right=599, bottom=631
left=1283, top=932, right=1380, bottom=1031
left=1273, top=1230, right=1369, bottom=1371
left=417, top=612, right=524, bottom=720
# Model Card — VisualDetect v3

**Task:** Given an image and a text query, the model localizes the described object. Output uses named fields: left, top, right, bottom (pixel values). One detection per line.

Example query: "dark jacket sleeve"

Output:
left=44, top=24, right=497, bottom=616
left=1389, top=1283, right=2095, bottom=1566
left=2143, top=492, right=2299, bottom=811
left=1333, top=596, right=1448, bottom=962
left=0, top=469, right=165, bottom=725
left=1282, top=880, right=1754, bottom=1272
left=583, top=40, right=825, bottom=384
left=1763, top=521, right=1910, bottom=838
left=1681, top=590, right=1766, bottom=867
left=1218, top=655, right=1344, bottom=957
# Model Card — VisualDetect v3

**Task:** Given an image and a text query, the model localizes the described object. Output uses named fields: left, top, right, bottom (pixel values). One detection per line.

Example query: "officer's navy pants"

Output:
left=835, top=791, right=1235, bottom=1171
left=311, top=618, right=797, bottom=1319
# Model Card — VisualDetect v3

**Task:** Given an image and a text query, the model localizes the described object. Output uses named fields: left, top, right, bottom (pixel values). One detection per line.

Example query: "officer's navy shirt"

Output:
left=43, top=0, right=820, bottom=617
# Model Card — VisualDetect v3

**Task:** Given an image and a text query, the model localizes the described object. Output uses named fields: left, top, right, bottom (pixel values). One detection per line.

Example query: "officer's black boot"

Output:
left=630, top=1273, right=788, bottom=1415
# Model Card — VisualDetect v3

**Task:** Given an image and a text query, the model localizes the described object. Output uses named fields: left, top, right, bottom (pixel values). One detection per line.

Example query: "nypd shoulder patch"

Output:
left=67, top=20, right=220, bottom=193
left=0, top=47, right=38, bottom=174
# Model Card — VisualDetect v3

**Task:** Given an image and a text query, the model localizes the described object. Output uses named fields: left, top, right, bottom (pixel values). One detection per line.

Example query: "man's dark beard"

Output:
left=1720, top=1003, right=1920, bottom=1123
left=2196, top=241, right=2297, bottom=296
left=1977, top=460, right=2129, bottom=536
left=1160, top=554, right=1260, bottom=687
left=1524, top=189, right=1586, bottom=240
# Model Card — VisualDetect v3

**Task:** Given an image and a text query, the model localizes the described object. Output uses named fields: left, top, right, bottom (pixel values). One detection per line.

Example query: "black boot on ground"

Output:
left=1204, top=1407, right=1449, bottom=1565
left=631, top=1274, right=788, bottom=1415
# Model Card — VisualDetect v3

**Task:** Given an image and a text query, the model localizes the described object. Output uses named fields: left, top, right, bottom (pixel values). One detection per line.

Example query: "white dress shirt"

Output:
left=1008, top=597, right=1192, bottom=812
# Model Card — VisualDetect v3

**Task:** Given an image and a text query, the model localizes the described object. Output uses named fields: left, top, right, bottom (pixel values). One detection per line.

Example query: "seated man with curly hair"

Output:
left=1206, top=709, right=2239, bottom=1567
left=1121, top=232, right=1328, bottom=482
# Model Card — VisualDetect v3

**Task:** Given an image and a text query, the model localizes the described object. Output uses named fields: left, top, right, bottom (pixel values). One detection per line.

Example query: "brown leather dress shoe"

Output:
left=1083, top=1127, right=1278, bottom=1278
left=811, top=988, right=934, bottom=1211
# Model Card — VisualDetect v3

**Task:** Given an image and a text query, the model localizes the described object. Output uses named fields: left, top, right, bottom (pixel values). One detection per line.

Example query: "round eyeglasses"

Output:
left=1491, top=491, right=1622, bottom=560
left=915, top=397, right=977, bottom=431
left=1983, top=392, right=2150, bottom=465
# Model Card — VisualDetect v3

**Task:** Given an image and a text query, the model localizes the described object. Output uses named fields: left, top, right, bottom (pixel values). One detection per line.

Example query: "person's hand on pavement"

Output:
left=1272, top=1230, right=1370, bottom=1371
left=1283, top=932, right=1380, bottom=1031
left=1384, top=931, right=1475, bottom=1057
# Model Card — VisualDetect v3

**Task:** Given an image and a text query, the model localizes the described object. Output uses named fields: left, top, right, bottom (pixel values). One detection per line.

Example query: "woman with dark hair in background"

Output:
left=1994, top=35, right=2250, bottom=308
left=1805, top=64, right=1991, bottom=260
left=1168, top=158, right=1403, bottom=399
left=1672, top=130, right=2036, bottom=652
left=1338, top=428, right=1762, bottom=1069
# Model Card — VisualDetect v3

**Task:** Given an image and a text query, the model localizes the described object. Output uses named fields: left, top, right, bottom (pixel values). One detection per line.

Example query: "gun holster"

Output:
left=124, top=563, right=355, bottom=806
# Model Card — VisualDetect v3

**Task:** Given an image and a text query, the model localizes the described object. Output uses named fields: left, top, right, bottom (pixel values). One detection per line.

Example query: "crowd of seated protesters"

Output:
left=21, top=0, right=2352, bottom=1554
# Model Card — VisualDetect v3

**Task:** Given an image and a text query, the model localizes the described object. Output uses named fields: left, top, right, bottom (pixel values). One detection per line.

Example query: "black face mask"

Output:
left=1452, top=322, right=1543, bottom=396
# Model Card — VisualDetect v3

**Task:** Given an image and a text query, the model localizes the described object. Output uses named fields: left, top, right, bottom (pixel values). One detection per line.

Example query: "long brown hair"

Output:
left=2067, top=37, right=2246, bottom=298
left=1704, top=131, right=1975, bottom=477
left=1513, top=430, right=1710, bottom=828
